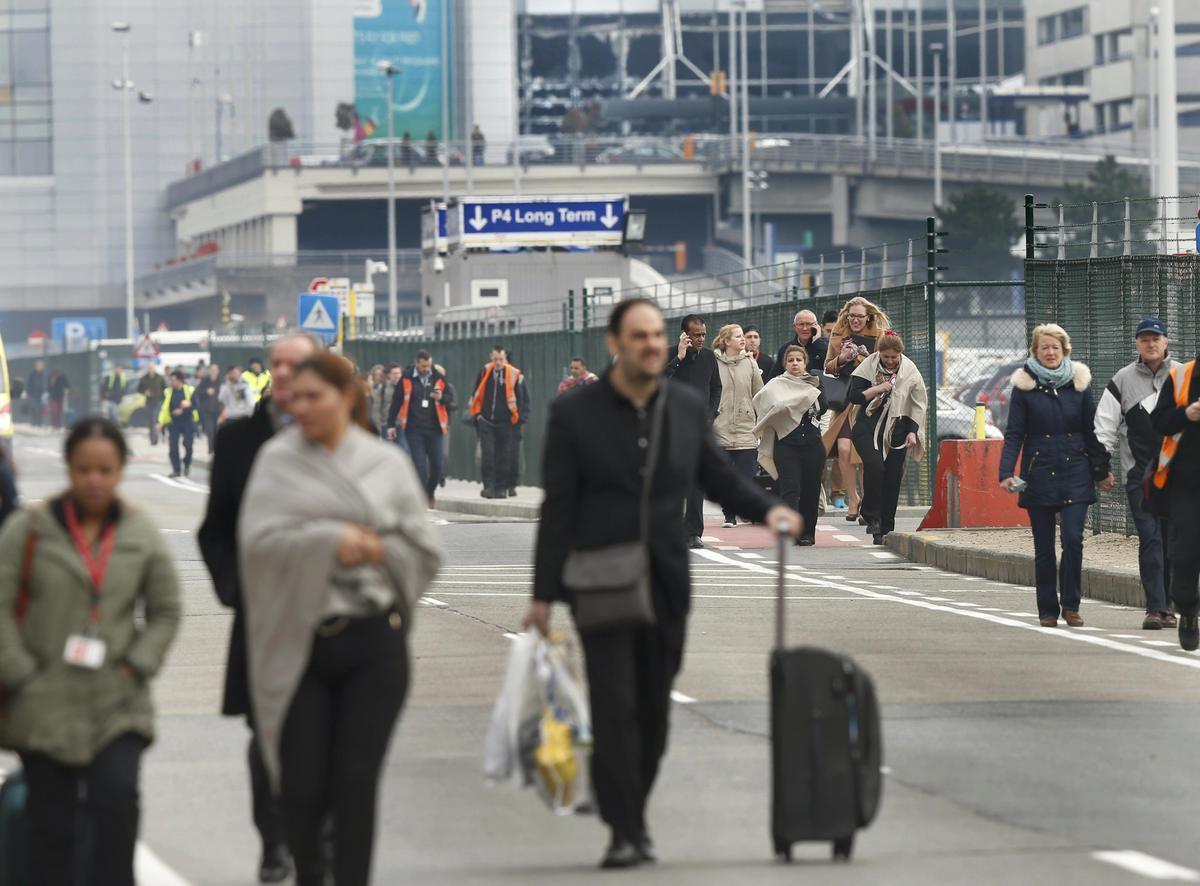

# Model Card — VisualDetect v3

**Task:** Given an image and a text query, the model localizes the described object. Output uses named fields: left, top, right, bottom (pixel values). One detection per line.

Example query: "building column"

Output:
left=831, top=173, right=851, bottom=245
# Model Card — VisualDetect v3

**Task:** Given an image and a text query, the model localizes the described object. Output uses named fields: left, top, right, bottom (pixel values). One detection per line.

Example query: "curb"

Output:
left=884, top=531, right=1144, bottom=609
left=432, top=497, right=540, bottom=520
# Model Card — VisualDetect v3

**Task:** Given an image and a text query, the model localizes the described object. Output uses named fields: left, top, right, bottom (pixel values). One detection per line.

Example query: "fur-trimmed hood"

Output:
left=1011, top=361, right=1092, bottom=392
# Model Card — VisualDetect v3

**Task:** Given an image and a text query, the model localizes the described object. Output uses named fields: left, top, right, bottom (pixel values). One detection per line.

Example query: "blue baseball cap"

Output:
left=1135, top=318, right=1168, bottom=337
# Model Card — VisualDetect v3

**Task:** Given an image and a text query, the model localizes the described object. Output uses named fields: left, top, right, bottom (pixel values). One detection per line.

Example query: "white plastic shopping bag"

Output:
left=483, top=630, right=593, bottom=815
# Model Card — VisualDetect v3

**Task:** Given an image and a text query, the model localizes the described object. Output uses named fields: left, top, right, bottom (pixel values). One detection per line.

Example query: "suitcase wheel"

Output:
left=832, top=835, right=855, bottom=861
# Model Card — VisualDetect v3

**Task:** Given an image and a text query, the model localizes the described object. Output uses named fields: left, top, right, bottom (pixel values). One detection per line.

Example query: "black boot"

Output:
left=600, top=840, right=642, bottom=870
left=258, top=843, right=292, bottom=884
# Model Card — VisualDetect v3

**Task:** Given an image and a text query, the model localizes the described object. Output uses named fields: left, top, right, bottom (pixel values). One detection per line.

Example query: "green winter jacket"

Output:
left=0, top=502, right=181, bottom=766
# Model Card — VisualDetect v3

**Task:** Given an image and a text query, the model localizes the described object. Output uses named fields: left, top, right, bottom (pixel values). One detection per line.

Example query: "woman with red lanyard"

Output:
left=0, top=417, right=181, bottom=886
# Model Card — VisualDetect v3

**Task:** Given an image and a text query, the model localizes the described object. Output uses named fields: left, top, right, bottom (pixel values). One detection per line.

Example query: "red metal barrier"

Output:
left=918, top=440, right=1029, bottom=530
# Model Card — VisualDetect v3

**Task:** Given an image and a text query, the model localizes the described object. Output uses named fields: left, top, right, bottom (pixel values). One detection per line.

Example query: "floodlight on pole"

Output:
left=380, top=61, right=401, bottom=328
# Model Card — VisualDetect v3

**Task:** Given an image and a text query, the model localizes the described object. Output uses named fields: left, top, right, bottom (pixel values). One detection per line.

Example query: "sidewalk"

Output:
left=885, top=528, right=1146, bottom=609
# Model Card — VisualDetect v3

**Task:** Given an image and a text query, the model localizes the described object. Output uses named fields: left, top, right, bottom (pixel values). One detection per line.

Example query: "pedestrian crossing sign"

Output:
left=297, top=293, right=340, bottom=340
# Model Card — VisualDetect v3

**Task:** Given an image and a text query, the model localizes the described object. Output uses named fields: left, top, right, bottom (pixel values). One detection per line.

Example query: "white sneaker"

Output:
left=722, top=519, right=736, bottom=528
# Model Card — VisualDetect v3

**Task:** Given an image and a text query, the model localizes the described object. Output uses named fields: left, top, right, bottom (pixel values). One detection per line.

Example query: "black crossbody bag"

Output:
left=561, top=382, right=668, bottom=633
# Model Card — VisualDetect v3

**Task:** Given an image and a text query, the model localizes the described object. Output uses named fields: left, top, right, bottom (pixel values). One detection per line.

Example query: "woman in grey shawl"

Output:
left=848, top=330, right=928, bottom=545
left=239, top=352, right=441, bottom=886
left=753, top=345, right=826, bottom=546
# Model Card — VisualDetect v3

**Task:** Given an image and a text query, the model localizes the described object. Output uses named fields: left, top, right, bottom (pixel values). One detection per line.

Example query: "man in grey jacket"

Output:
left=1094, top=317, right=1179, bottom=630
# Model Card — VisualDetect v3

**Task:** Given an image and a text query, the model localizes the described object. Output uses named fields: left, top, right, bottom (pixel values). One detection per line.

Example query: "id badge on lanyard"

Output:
left=63, top=500, right=116, bottom=670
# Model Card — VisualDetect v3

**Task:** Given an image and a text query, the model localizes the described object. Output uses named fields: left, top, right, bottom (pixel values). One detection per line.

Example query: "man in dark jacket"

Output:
left=524, top=297, right=798, bottom=869
left=743, top=326, right=774, bottom=377
left=138, top=364, right=167, bottom=445
left=1151, top=354, right=1200, bottom=650
left=664, top=314, right=721, bottom=548
left=198, top=332, right=319, bottom=884
left=468, top=345, right=526, bottom=498
left=387, top=350, right=454, bottom=505
left=766, top=309, right=828, bottom=381
left=1094, top=318, right=1179, bottom=629
left=25, top=359, right=46, bottom=426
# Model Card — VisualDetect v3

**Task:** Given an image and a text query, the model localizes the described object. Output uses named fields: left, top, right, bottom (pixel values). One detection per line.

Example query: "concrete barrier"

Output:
left=919, top=439, right=1028, bottom=530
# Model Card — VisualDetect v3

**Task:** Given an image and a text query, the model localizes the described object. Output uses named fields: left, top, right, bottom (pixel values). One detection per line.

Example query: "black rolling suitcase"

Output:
left=770, top=532, right=883, bottom=862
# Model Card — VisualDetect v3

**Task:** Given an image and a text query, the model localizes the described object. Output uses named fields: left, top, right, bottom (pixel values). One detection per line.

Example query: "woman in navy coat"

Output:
left=999, top=324, right=1110, bottom=627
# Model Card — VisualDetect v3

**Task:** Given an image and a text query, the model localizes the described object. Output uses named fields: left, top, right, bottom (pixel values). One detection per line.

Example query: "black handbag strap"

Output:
left=639, top=381, right=669, bottom=544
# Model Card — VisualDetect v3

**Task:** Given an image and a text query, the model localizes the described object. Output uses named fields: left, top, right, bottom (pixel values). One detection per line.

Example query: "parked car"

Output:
left=594, top=142, right=684, bottom=164
left=506, top=135, right=557, bottom=165
left=348, top=140, right=464, bottom=168
left=936, top=390, right=1004, bottom=442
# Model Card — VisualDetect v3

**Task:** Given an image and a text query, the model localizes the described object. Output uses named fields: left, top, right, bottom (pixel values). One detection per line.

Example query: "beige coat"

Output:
left=713, top=350, right=764, bottom=450
left=0, top=503, right=181, bottom=766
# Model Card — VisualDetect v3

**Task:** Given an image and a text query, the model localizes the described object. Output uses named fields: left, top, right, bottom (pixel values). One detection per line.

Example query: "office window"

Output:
left=1060, top=8, right=1086, bottom=40
left=1037, top=15, right=1057, bottom=46
left=0, top=22, right=52, bottom=176
left=1061, top=70, right=1087, bottom=87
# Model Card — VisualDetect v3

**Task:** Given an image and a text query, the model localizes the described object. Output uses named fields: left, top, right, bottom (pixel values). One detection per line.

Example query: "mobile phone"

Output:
left=1007, top=476, right=1027, bottom=493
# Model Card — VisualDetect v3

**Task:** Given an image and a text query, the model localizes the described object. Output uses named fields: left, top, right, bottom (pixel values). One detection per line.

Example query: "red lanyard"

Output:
left=64, top=499, right=117, bottom=624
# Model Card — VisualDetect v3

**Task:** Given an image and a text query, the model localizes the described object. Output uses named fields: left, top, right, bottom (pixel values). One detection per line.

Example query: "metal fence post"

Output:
left=582, top=288, right=590, bottom=330
left=859, top=248, right=867, bottom=291
left=881, top=242, right=889, bottom=288
left=906, top=238, right=914, bottom=284
left=1056, top=204, right=1066, bottom=261
left=1090, top=202, right=1099, bottom=259
left=1123, top=197, right=1132, bottom=257
left=838, top=251, right=846, bottom=296
left=1024, top=194, right=1035, bottom=261
left=567, top=289, right=575, bottom=332
left=925, top=216, right=944, bottom=500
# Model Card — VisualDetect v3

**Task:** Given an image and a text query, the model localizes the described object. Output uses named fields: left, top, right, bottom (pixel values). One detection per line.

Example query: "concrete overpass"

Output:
left=147, top=134, right=1197, bottom=326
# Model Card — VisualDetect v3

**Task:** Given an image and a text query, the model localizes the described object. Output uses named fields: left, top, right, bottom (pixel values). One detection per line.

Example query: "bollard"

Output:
left=973, top=401, right=987, bottom=440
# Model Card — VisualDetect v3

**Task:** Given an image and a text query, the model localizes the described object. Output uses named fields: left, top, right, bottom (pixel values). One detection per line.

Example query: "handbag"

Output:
left=561, top=382, right=668, bottom=633
left=821, top=372, right=852, bottom=412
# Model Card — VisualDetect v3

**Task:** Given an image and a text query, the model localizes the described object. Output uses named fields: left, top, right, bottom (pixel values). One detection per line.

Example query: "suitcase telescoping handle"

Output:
left=775, top=525, right=788, bottom=651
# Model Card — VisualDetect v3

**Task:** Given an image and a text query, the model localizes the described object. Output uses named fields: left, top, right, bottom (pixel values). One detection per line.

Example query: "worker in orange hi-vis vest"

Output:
left=386, top=349, right=455, bottom=507
left=469, top=344, right=530, bottom=499
left=1150, top=355, right=1200, bottom=651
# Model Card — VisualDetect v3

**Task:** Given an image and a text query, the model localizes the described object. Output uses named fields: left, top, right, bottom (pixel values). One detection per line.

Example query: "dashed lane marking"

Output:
left=870, top=551, right=898, bottom=559
left=670, top=691, right=696, bottom=704
left=833, top=534, right=861, bottom=543
left=1091, top=850, right=1200, bottom=881
left=736, top=552, right=763, bottom=559
left=135, top=843, right=193, bottom=886
left=148, top=474, right=206, bottom=495
left=694, top=549, right=1200, bottom=672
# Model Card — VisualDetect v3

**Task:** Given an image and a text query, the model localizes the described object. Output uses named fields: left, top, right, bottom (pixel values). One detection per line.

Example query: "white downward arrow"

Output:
left=600, top=204, right=619, bottom=229
left=468, top=204, right=487, bottom=231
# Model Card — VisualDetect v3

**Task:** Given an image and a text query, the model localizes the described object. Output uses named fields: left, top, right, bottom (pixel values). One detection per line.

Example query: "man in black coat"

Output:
left=766, top=309, right=828, bottom=381
left=664, top=314, right=722, bottom=547
left=525, top=298, right=799, bottom=869
left=1151, top=355, right=1200, bottom=650
left=197, top=332, right=319, bottom=884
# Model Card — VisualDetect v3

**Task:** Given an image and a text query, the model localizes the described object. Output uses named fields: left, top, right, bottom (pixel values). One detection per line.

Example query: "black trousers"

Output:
left=721, top=449, right=759, bottom=522
left=279, top=613, right=410, bottom=886
left=21, top=732, right=148, bottom=886
left=168, top=423, right=194, bottom=474
left=200, top=411, right=219, bottom=449
left=248, top=721, right=287, bottom=852
left=405, top=427, right=445, bottom=498
left=854, top=434, right=908, bottom=534
left=580, top=617, right=686, bottom=844
left=477, top=419, right=515, bottom=492
left=684, top=486, right=705, bottom=537
left=775, top=434, right=825, bottom=540
left=1168, top=491, right=1200, bottom=617
left=507, top=426, right=523, bottom=490
left=146, top=400, right=161, bottom=444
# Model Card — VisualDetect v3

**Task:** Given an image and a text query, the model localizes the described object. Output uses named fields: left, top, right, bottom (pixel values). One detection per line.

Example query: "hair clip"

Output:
left=884, top=328, right=896, bottom=336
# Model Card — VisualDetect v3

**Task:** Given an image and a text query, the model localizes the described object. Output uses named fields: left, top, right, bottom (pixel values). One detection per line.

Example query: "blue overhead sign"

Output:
left=297, top=293, right=340, bottom=341
left=52, top=317, right=108, bottom=352
left=449, top=195, right=628, bottom=249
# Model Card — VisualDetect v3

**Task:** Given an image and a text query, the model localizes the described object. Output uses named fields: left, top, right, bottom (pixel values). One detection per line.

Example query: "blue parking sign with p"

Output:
left=298, top=293, right=340, bottom=342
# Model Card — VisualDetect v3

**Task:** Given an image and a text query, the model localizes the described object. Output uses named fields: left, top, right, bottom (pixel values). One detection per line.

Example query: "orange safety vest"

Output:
left=470, top=363, right=521, bottom=425
left=1150, top=359, right=1196, bottom=489
left=398, top=374, right=449, bottom=433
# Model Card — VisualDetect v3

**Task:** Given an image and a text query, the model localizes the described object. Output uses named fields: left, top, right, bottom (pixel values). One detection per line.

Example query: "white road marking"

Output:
left=814, top=525, right=837, bottom=532
left=148, top=474, right=206, bottom=495
left=1004, top=611, right=1036, bottom=617
left=869, top=551, right=898, bottom=559
left=1142, top=640, right=1177, bottom=647
left=694, top=549, right=1200, bottom=672
left=174, top=476, right=208, bottom=492
left=833, top=534, right=861, bottom=543
left=422, top=591, right=884, bottom=601
left=670, top=691, right=696, bottom=704
left=1110, top=634, right=1144, bottom=639
left=715, top=545, right=740, bottom=550
left=736, top=552, right=763, bottom=559
left=896, top=590, right=924, bottom=597
left=135, top=843, right=193, bottom=886
left=161, top=529, right=191, bottom=534
left=422, top=597, right=449, bottom=608
left=700, top=535, right=720, bottom=542
left=1092, top=850, right=1200, bottom=881
left=1075, top=626, right=1104, bottom=632
left=872, top=585, right=901, bottom=590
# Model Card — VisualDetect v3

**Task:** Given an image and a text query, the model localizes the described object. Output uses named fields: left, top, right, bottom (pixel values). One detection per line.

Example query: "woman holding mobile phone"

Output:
left=999, top=324, right=1110, bottom=627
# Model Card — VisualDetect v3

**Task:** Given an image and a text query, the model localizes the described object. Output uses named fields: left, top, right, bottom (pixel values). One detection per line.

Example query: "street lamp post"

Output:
left=381, top=62, right=400, bottom=329
left=112, top=22, right=152, bottom=340
left=931, top=43, right=944, bottom=210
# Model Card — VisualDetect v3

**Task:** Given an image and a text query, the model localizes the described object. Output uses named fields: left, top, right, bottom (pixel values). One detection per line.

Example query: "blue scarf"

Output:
left=1024, top=356, right=1075, bottom=390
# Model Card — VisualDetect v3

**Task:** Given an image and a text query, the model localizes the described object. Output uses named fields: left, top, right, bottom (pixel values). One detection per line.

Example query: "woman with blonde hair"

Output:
left=712, top=323, right=764, bottom=527
left=754, top=344, right=826, bottom=545
left=822, top=296, right=892, bottom=522
left=848, top=330, right=926, bottom=545
left=999, top=324, right=1109, bottom=628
